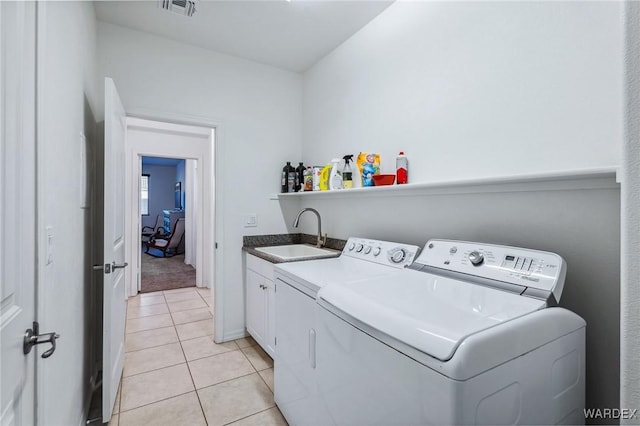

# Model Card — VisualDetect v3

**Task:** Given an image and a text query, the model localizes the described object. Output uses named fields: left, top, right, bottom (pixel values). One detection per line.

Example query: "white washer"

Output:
left=316, top=239, right=586, bottom=425
left=274, top=238, right=421, bottom=426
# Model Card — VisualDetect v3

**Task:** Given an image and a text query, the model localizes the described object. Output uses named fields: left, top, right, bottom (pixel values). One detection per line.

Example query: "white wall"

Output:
left=303, top=1, right=623, bottom=180
left=621, top=0, right=640, bottom=417
left=298, top=1, right=624, bottom=417
left=141, top=163, right=178, bottom=229
left=37, top=2, right=99, bottom=425
left=97, top=22, right=303, bottom=339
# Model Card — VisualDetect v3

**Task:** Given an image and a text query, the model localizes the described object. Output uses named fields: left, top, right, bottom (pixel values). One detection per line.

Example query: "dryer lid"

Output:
left=317, top=269, right=546, bottom=362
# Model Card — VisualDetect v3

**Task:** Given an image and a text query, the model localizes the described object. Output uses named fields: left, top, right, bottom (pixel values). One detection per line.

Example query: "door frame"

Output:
left=123, top=109, right=225, bottom=340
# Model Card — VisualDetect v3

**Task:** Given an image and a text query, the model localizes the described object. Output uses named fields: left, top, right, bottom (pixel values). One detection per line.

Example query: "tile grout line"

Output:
left=127, top=303, right=169, bottom=320
left=222, top=405, right=279, bottom=426
left=238, top=345, right=261, bottom=375
left=179, top=301, right=211, bottom=425
left=124, top=313, right=175, bottom=335
left=118, top=389, right=196, bottom=416
left=195, top=370, right=261, bottom=393
left=238, top=343, right=273, bottom=372
left=124, top=328, right=214, bottom=355
left=122, top=357, right=187, bottom=380
left=255, top=367, right=274, bottom=392
left=180, top=341, right=237, bottom=363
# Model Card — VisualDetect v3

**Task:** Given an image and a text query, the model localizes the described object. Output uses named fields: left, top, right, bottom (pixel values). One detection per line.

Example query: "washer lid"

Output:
left=317, top=269, right=546, bottom=361
left=275, top=256, right=399, bottom=295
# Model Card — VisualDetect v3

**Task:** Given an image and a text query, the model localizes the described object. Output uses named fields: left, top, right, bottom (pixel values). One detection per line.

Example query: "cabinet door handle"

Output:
left=309, top=328, right=316, bottom=369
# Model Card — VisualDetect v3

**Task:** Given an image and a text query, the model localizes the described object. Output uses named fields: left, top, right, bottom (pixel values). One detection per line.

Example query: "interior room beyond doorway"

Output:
left=140, top=156, right=194, bottom=293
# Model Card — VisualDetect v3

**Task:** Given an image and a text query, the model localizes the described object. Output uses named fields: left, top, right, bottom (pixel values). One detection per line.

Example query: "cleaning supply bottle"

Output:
left=281, top=161, right=294, bottom=193
left=319, top=163, right=332, bottom=191
left=329, top=158, right=343, bottom=190
left=313, top=166, right=322, bottom=191
left=396, top=151, right=408, bottom=184
left=287, top=162, right=297, bottom=192
left=303, top=166, right=313, bottom=191
left=342, top=155, right=354, bottom=189
left=295, top=162, right=305, bottom=192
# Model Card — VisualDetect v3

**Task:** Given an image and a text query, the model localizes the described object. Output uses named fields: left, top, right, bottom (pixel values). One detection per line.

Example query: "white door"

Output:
left=0, top=1, right=37, bottom=424
left=102, top=78, right=128, bottom=422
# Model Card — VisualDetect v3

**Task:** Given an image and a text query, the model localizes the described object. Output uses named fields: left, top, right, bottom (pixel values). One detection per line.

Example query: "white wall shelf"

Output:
left=277, top=167, right=620, bottom=200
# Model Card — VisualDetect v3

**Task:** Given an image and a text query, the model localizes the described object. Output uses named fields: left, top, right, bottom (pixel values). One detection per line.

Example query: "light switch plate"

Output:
left=244, top=214, right=258, bottom=227
left=46, top=226, right=54, bottom=265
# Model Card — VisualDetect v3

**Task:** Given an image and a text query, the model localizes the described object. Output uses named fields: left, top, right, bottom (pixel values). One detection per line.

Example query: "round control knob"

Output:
left=468, top=251, right=484, bottom=266
left=373, top=247, right=381, bottom=257
left=349, top=242, right=356, bottom=251
left=364, top=246, right=372, bottom=254
left=356, top=243, right=364, bottom=253
left=389, top=249, right=406, bottom=264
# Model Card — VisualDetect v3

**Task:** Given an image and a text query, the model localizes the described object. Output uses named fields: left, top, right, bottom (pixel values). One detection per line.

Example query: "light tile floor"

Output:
left=109, top=287, right=287, bottom=426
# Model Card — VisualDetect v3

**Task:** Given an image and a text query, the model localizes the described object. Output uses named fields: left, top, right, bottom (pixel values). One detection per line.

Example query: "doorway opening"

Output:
left=124, top=117, right=215, bottom=300
left=139, top=156, right=195, bottom=292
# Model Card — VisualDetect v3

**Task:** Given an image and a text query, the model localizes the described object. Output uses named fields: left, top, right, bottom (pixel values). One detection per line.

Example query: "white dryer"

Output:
left=316, top=239, right=586, bottom=425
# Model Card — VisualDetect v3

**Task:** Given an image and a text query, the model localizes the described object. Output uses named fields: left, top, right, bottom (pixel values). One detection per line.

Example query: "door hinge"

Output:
left=215, top=242, right=218, bottom=249
left=275, top=336, right=277, bottom=346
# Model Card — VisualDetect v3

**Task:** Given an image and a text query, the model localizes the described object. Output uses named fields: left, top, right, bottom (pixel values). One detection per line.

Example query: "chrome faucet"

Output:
left=293, top=208, right=327, bottom=248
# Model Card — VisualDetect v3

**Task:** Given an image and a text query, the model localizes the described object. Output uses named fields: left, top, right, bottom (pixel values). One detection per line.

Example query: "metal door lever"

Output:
left=24, top=321, right=60, bottom=358
left=93, top=264, right=111, bottom=273
left=112, top=262, right=128, bottom=270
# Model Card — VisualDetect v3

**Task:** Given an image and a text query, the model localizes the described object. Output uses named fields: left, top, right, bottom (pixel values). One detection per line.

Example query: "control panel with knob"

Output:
left=388, top=248, right=407, bottom=264
left=468, top=251, right=484, bottom=266
left=341, top=237, right=420, bottom=268
left=413, top=239, right=567, bottom=302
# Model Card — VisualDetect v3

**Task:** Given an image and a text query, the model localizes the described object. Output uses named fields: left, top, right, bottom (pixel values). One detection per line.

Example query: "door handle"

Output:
left=93, top=264, right=111, bottom=274
left=309, top=328, right=317, bottom=369
left=112, top=262, right=128, bottom=270
left=24, top=321, right=60, bottom=359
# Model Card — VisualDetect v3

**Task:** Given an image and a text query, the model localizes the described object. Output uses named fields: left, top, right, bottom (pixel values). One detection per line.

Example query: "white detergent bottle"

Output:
left=329, top=158, right=343, bottom=190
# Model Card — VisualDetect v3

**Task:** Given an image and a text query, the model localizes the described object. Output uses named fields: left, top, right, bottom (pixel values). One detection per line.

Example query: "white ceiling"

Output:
left=94, top=0, right=393, bottom=73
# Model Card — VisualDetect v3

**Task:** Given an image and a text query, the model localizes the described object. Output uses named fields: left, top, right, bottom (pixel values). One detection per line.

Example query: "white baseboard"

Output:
left=221, top=328, right=248, bottom=343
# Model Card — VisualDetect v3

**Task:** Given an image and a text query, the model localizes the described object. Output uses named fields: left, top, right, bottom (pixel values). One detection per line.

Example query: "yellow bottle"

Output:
left=319, top=163, right=332, bottom=191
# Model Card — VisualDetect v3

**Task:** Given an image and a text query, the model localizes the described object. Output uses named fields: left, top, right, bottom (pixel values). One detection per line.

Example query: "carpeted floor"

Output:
left=140, top=251, right=196, bottom=293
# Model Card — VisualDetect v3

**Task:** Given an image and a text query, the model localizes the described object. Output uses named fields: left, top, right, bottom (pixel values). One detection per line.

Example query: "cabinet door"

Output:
left=264, top=278, right=276, bottom=358
left=246, top=269, right=266, bottom=346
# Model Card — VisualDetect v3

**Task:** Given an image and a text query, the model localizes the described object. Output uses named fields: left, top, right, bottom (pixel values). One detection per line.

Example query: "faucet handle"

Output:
left=317, top=233, right=327, bottom=248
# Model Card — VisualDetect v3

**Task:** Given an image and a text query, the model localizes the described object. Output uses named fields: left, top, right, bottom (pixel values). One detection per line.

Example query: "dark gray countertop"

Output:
left=242, top=233, right=346, bottom=264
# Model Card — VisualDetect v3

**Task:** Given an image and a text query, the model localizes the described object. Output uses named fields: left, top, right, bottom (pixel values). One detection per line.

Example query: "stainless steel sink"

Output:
left=254, top=244, right=339, bottom=261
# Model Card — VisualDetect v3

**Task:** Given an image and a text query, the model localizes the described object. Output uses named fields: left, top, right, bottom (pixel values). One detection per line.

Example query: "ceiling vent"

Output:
left=158, top=0, right=198, bottom=17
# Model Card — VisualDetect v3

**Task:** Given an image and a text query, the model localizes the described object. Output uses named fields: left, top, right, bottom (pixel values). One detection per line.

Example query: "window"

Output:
left=141, top=174, right=149, bottom=216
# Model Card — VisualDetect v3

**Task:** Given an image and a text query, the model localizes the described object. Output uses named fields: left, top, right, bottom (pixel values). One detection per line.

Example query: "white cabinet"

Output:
left=245, top=254, right=276, bottom=357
